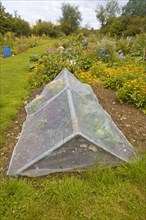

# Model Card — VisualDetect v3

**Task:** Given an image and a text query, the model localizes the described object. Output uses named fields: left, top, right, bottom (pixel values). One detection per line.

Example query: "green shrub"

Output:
left=116, top=38, right=130, bottom=54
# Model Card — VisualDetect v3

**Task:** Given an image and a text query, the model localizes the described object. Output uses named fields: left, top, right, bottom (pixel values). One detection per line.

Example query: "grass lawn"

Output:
left=0, top=158, right=146, bottom=220
left=0, top=39, right=55, bottom=145
left=0, top=40, right=146, bottom=220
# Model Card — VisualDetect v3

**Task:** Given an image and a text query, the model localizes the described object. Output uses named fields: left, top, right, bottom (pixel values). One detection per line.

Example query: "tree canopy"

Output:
left=32, top=20, right=60, bottom=38
left=0, top=2, right=31, bottom=36
left=59, top=3, right=82, bottom=35
left=0, top=2, right=13, bottom=35
left=95, top=0, right=146, bottom=37
left=95, top=0, right=120, bottom=27
left=122, top=0, right=146, bottom=16
left=0, top=1, right=146, bottom=39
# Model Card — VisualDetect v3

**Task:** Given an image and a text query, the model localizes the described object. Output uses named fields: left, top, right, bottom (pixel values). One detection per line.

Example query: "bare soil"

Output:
left=0, top=85, right=146, bottom=176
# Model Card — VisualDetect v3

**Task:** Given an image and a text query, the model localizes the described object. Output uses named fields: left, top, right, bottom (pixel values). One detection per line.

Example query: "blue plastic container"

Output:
left=3, top=46, right=11, bottom=58
left=99, top=48, right=103, bottom=57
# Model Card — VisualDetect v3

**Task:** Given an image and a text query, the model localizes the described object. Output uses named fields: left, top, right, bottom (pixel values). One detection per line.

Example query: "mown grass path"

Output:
left=0, top=40, right=55, bottom=144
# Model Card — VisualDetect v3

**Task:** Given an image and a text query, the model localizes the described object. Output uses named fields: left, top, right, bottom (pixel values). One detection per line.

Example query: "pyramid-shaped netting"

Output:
left=7, top=68, right=135, bottom=176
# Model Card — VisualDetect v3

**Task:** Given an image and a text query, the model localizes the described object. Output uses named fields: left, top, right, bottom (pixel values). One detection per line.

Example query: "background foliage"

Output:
left=1, top=1, right=146, bottom=38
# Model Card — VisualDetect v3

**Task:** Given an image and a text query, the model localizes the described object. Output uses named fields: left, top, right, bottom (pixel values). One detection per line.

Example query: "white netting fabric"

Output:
left=7, top=68, right=135, bottom=176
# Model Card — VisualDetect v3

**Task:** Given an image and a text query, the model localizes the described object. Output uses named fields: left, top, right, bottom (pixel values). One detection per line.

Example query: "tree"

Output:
left=12, top=17, right=31, bottom=36
left=0, top=2, right=13, bottom=34
left=95, top=0, right=121, bottom=27
left=122, top=0, right=146, bottom=16
left=96, top=5, right=106, bottom=27
left=33, top=21, right=52, bottom=36
left=122, top=16, right=146, bottom=36
left=33, top=20, right=60, bottom=38
left=59, top=3, right=82, bottom=35
left=0, top=2, right=31, bottom=36
left=109, top=18, right=125, bottom=37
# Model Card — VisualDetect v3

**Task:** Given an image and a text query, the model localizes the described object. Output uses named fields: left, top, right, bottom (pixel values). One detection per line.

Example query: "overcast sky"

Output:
left=1, top=0, right=128, bottom=29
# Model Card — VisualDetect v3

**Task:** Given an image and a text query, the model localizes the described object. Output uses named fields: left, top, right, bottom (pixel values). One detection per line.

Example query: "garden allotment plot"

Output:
left=7, top=69, right=135, bottom=176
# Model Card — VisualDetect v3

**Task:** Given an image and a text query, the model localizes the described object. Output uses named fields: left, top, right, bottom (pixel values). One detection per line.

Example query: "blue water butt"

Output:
left=99, top=48, right=103, bottom=57
left=3, top=46, right=11, bottom=58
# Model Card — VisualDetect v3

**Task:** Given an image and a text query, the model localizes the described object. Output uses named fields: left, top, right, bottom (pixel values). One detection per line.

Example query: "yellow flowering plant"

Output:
left=117, top=77, right=146, bottom=110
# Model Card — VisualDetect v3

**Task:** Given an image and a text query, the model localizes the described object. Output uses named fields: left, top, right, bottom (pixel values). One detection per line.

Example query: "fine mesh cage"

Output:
left=7, top=68, right=135, bottom=177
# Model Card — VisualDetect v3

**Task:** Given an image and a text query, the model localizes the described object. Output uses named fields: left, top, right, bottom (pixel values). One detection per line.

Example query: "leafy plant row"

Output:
left=28, top=36, right=146, bottom=113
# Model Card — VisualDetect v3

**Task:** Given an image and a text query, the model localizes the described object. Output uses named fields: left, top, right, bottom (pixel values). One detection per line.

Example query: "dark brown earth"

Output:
left=0, top=85, right=146, bottom=176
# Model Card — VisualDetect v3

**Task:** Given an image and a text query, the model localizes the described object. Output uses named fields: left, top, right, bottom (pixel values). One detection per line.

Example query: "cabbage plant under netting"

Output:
left=7, top=68, right=135, bottom=176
